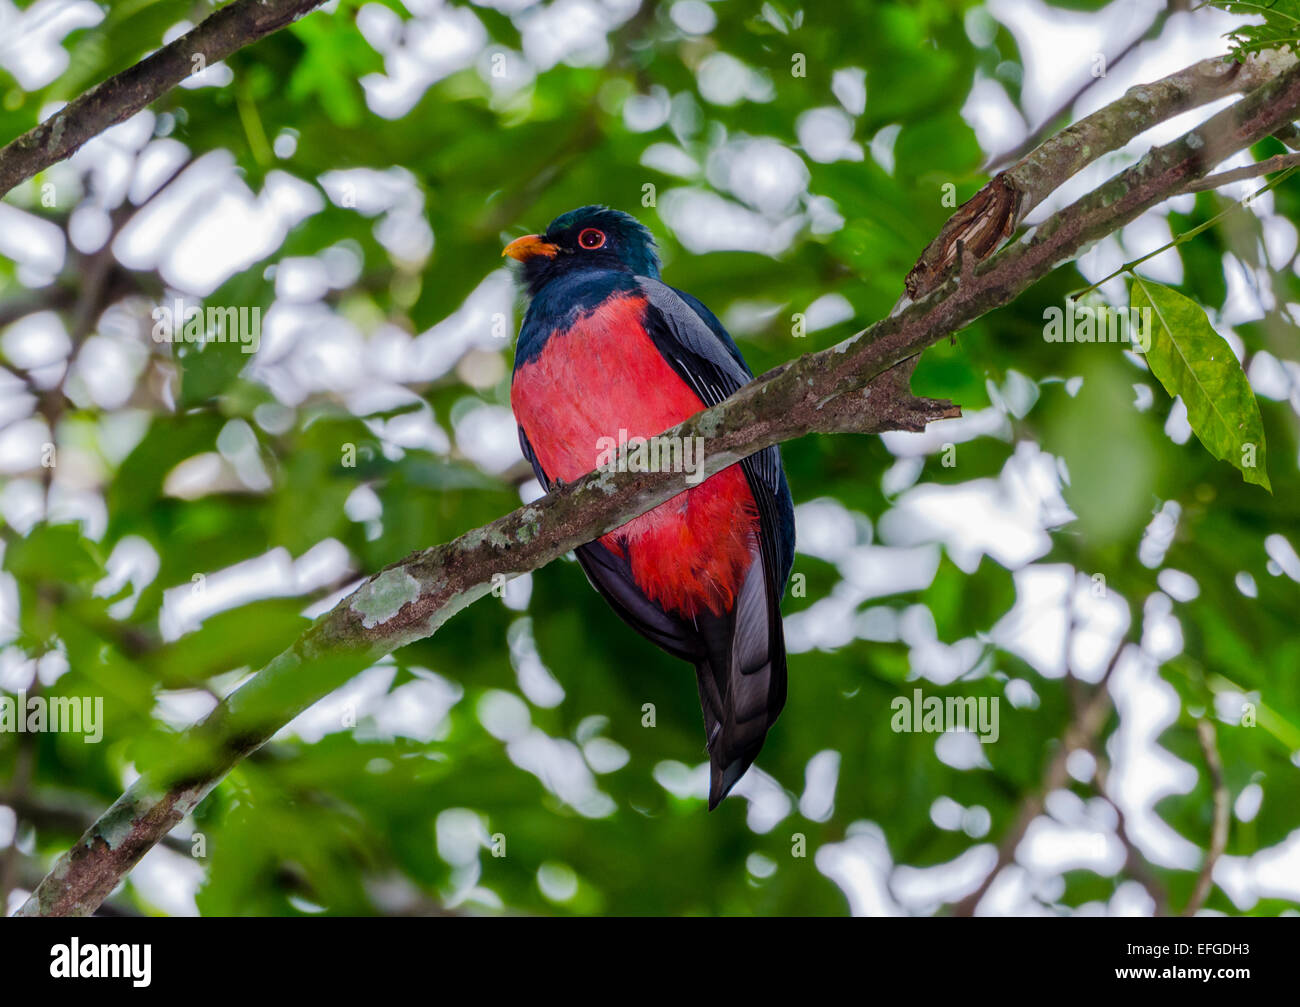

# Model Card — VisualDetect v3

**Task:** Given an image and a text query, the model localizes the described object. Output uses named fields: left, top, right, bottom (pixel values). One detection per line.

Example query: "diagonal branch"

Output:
left=905, top=49, right=1298, bottom=299
left=16, top=51, right=1300, bottom=918
left=1093, top=751, right=1169, bottom=917
left=982, top=0, right=1178, bottom=174
left=0, top=0, right=326, bottom=199
left=1177, top=150, right=1300, bottom=192
left=950, top=642, right=1128, bottom=917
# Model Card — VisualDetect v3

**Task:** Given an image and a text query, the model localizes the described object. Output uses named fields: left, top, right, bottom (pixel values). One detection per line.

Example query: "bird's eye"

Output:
left=578, top=228, right=606, bottom=250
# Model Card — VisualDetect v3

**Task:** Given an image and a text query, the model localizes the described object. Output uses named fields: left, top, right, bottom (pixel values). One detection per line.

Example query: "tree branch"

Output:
left=0, top=0, right=326, bottom=199
left=1093, top=747, right=1169, bottom=916
left=982, top=0, right=1177, bottom=174
left=16, top=50, right=1300, bottom=918
left=1177, top=150, right=1300, bottom=192
left=905, top=49, right=1298, bottom=299
left=1184, top=719, right=1230, bottom=915
left=950, top=643, right=1128, bottom=917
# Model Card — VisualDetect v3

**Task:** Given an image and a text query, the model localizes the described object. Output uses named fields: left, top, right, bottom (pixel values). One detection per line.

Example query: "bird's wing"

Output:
left=516, top=425, right=551, bottom=493
left=638, top=278, right=796, bottom=806
left=637, top=278, right=796, bottom=589
left=516, top=426, right=701, bottom=663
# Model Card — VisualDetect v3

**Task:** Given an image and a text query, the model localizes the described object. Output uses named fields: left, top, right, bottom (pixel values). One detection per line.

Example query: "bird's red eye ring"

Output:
left=578, top=228, right=606, bottom=250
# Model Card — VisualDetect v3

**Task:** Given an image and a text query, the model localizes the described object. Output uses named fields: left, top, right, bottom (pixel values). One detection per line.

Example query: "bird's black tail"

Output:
left=694, top=553, right=788, bottom=809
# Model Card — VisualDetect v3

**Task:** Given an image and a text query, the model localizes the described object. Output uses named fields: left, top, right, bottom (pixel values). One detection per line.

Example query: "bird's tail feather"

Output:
left=696, top=658, right=777, bottom=810
left=695, top=555, right=787, bottom=809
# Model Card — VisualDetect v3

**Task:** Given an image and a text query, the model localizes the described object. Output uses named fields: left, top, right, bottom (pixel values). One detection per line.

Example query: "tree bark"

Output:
left=0, top=0, right=326, bottom=198
left=905, top=50, right=1297, bottom=299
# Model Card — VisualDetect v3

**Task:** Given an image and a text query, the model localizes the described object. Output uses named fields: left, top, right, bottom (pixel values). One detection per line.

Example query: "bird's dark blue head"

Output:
left=503, top=205, right=660, bottom=297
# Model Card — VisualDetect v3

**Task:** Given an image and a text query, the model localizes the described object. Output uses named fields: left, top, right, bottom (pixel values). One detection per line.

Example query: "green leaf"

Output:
left=1130, top=276, right=1271, bottom=492
left=1210, top=1, right=1300, bottom=59
left=3, top=523, right=104, bottom=587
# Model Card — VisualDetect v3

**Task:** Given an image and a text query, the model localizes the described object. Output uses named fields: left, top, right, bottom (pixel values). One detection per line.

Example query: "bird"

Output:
left=503, top=205, right=795, bottom=809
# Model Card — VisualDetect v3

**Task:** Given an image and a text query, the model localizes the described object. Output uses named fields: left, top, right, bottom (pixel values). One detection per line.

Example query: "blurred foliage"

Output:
left=0, top=0, right=1297, bottom=917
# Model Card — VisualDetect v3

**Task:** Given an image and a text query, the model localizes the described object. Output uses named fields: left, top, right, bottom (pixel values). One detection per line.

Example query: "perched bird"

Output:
left=504, top=206, right=795, bottom=808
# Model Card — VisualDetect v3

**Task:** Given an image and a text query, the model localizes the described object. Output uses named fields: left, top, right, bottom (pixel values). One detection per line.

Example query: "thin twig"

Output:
left=69, top=154, right=191, bottom=346
left=1071, top=162, right=1300, bottom=297
left=1093, top=749, right=1169, bottom=915
left=950, top=642, right=1128, bottom=916
left=1185, top=719, right=1230, bottom=915
left=0, top=686, right=37, bottom=914
left=983, top=1, right=1176, bottom=173
left=23, top=153, right=191, bottom=496
left=1177, top=150, right=1300, bottom=192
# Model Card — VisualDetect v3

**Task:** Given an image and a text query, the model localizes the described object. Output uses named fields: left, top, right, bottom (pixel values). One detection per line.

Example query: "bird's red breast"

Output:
left=511, top=291, right=758, bottom=618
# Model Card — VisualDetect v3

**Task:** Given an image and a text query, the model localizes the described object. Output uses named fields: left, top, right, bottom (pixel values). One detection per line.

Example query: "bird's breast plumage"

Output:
left=511, top=289, right=758, bottom=618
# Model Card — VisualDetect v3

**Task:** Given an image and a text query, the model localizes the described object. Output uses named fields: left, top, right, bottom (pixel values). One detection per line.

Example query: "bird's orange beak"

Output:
left=502, top=234, right=560, bottom=261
